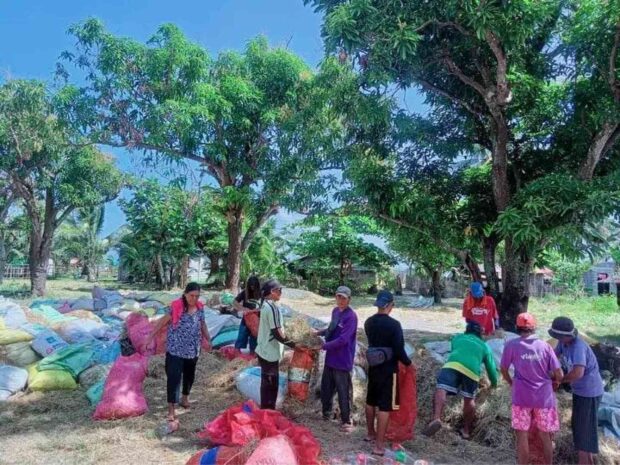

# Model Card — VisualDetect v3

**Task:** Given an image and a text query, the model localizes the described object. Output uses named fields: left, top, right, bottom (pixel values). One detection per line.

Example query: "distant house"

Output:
left=583, top=259, right=618, bottom=296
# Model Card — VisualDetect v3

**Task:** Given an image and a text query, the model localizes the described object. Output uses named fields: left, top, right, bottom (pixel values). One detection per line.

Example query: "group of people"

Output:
left=146, top=279, right=605, bottom=465
left=424, top=283, right=604, bottom=465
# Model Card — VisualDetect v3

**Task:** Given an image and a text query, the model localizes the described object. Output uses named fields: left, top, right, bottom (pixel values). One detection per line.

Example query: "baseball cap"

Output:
left=548, top=316, right=578, bottom=339
left=516, top=313, right=537, bottom=330
left=261, top=279, right=283, bottom=297
left=335, top=286, right=352, bottom=298
left=374, top=290, right=394, bottom=308
left=470, top=282, right=484, bottom=299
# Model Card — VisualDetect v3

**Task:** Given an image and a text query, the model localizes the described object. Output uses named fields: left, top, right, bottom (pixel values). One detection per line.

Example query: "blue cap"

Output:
left=470, top=282, right=484, bottom=299
left=374, top=290, right=394, bottom=308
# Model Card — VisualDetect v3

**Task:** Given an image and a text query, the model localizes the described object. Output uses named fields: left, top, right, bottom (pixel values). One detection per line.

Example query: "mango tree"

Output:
left=0, top=80, right=123, bottom=295
left=307, top=0, right=620, bottom=327
left=58, top=21, right=347, bottom=290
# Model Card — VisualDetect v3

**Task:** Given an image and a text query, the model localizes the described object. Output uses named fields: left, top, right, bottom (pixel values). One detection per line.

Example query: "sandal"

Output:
left=363, top=436, right=376, bottom=442
left=458, top=428, right=471, bottom=440
left=371, top=449, right=385, bottom=457
left=422, top=419, right=442, bottom=437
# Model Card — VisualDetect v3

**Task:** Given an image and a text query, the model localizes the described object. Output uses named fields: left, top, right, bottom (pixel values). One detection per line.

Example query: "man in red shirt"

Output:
left=462, top=282, right=499, bottom=336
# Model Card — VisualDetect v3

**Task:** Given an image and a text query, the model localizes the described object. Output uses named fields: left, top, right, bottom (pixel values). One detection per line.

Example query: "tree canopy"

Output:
left=58, top=20, right=351, bottom=289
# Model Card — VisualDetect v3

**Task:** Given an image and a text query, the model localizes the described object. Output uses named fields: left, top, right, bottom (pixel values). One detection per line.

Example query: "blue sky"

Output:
left=0, top=1, right=423, bottom=244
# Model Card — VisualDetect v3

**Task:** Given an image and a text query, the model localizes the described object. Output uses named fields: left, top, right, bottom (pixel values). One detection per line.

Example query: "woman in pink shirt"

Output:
left=500, top=313, right=563, bottom=465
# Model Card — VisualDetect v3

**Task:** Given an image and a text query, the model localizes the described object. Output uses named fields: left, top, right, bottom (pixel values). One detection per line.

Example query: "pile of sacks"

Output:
left=189, top=400, right=322, bottom=465
left=0, top=288, right=251, bottom=417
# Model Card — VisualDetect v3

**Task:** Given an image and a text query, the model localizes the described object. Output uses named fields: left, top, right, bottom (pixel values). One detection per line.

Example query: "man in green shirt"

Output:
left=255, top=279, right=295, bottom=409
left=423, top=321, right=498, bottom=439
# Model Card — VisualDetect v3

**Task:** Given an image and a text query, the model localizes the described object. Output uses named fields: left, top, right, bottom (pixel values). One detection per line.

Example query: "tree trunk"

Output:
left=209, top=254, right=221, bottom=275
left=0, top=233, right=6, bottom=284
left=499, top=239, right=532, bottom=331
left=482, top=235, right=501, bottom=301
left=155, top=253, right=168, bottom=290
left=179, top=255, right=189, bottom=289
left=431, top=269, right=442, bottom=305
left=29, top=234, right=53, bottom=297
left=339, top=258, right=345, bottom=285
left=225, top=207, right=244, bottom=291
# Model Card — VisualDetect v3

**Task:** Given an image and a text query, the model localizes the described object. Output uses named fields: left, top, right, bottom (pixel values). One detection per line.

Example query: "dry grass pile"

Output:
left=205, top=354, right=256, bottom=390
left=286, top=317, right=322, bottom=347
left=78, top=363, right=112, bottom=389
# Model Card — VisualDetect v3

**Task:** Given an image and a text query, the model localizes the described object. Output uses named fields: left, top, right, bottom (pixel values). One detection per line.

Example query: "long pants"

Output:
left=258, top=355, right=280, bottom=410
left=321, top=366, right=352, bottom=424
left=234, top=319, right=257, bottom=352
left=165, top=352, right=198, bottom=404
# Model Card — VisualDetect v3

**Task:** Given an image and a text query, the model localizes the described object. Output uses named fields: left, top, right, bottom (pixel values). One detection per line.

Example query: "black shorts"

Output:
left=366, top=367, right=399, bottom=412
left=572, top=394, right=601, bottom=454
left=437, top=368, right=478, bottom=398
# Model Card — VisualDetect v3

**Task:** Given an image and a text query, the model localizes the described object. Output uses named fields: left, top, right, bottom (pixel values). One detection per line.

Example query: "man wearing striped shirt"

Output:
left=423, top=321, right=498, bottom=439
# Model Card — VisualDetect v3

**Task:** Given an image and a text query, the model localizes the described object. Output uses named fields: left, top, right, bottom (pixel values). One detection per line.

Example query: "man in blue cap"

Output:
left=462, top=281, right=499, bottom=336
left=363, top=290, right=412, bottom=456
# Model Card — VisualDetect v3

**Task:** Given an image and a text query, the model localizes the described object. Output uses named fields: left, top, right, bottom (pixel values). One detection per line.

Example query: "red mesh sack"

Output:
left=196, top=400, right=321, bottom=465
left=386, top=362, right=417, bottom=442
left=287, top=347, right=317, bottom=401
left=243, top=311, right=260, bottom=338
left=185, top=446, right=251, bottom=465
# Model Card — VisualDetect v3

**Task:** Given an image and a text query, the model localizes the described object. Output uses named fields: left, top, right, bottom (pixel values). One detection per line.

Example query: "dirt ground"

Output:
left=0, top=288, right=616, bottom=465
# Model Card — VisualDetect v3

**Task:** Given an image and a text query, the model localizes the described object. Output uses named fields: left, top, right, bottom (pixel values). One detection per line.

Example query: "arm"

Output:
left=552, top=368, right=564, bottom=390
left=562, top=365, right=585, bottom=383
left=322, top=314, right=357, bottom=351
left=271, top=328, right=296, bottom=348
left=500, top=367, right=512, bottom=386
left=393, top=324, right=412, bottom=366
left=147, top=314, right=171, bottom=342
left=484, top=347, right=499, bottom=387
left=233, top=300, right=245, bottom=313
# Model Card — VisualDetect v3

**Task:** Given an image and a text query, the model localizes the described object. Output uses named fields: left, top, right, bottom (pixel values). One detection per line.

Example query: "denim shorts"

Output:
left=436, top=367, right=478, bottom=398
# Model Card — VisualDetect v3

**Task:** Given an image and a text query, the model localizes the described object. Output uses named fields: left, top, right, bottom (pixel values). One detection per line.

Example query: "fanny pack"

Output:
left=366, top=347, right=393, bottom=367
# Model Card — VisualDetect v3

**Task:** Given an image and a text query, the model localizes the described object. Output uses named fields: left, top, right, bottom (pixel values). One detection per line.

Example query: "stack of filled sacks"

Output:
left=0, top=295, right=123, bottom=400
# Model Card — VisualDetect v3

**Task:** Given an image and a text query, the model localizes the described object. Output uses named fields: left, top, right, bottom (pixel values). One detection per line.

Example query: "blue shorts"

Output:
left=437, top=368, right=478, bottom=398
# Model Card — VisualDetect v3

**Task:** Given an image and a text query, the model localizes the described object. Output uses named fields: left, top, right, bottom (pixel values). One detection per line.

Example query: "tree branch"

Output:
left=578, top=122, right=619, bottom=180
left=610, top=21, right=620, bottom=102
left=415, top=77, right=486, bottom=119
left=240, top=203, right=280, bottom=253
left=484, top=31, right=510, bottom=105
left=442, top=55, right=487, bottom=98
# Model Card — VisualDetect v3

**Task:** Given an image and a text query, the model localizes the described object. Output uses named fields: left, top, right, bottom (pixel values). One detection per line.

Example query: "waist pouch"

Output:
left=366, top=347, right=393, bottom=367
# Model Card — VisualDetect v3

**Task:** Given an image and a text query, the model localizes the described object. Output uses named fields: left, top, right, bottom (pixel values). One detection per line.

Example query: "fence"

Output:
left=3, top=264, right=118, bottom=280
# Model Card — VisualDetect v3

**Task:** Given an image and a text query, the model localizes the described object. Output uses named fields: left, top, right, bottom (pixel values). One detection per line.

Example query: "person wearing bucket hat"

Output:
left=315, top=285, right=358, bottom=433
left=364, top=290, right=411, bottom=456
left=423, top=320, right=497, bottom=440
left=462, top=282, right=500, bottom=336
left=550, top=317, right=604, bottom=464
left=500, top=313, right=563, bottom=465
left=255, top=279, right=296, bottom=409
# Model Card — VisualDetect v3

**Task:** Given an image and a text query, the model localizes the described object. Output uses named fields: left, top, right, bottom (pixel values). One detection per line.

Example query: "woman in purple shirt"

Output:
left=549, top=317, right=604, bottom=465
left=501, top=313, right=563, bottom=465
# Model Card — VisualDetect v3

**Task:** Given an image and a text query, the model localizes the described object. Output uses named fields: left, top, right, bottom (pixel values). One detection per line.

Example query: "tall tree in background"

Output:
left=0, top=80, right=123, bottom=295
left=292, top=214, right=394, bottom=291
left=54, top=205, right=113, bottom=281
left=58, top=21, right=348, bottom=290
left=119, top=180, right=226, bottom=289
left=0, top=176, right=15, bottom=283
left=308, top=0, right=620, bottom=327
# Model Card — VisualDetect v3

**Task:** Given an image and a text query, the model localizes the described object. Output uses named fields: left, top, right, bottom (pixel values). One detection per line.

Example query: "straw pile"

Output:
left=415, top=346, right=620, bottom=465
left=285, top=317, right=322, bottom=348
left=205, top=355, right=256, bottom=390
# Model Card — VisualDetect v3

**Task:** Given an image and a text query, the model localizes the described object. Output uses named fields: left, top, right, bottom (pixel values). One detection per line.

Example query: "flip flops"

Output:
left=458, top=428, right=471, bottom=440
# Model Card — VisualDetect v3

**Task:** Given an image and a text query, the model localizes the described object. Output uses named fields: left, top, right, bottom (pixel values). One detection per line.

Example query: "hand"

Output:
left=552, top=380, right=561, bottom=391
